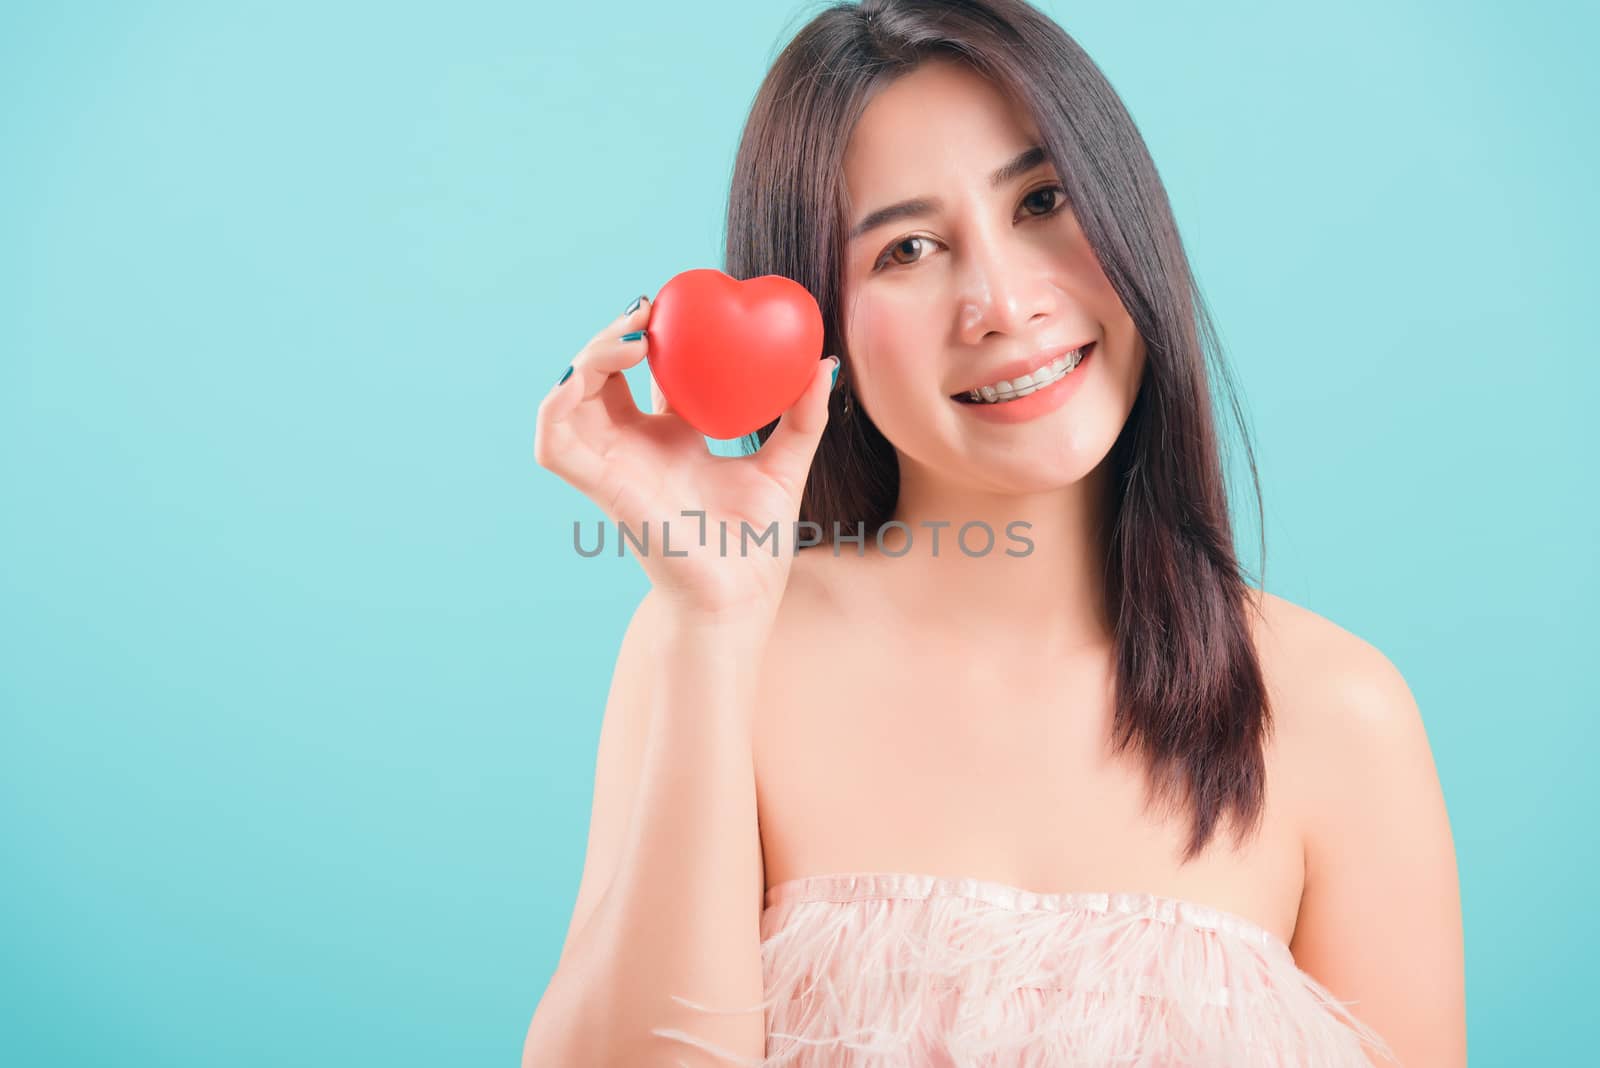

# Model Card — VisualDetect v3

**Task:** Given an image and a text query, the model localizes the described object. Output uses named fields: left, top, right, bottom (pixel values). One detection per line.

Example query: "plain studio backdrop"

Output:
left=1, top=1, right=1594, bottom=1064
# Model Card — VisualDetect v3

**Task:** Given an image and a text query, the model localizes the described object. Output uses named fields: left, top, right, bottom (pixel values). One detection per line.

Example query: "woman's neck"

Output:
left=857, top=461, right=1115, bottom=652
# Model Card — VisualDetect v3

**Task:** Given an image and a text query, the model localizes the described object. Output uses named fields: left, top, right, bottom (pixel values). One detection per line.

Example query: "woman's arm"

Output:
left=1289, top=630, right=1467, bottom=1067
left=521, top=592, right=770, bottom=1067
left=524, top=286, right=834, bottom=1065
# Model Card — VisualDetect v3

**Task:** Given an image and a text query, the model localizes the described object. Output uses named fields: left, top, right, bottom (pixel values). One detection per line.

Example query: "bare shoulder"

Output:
left=1246, top=588, right=1437, bottom=880
left=1249, top=584, right=1444, bottom=827
left=752, top=545, right=848, bottom=692
left=1250, top=590, right=1465, bottom=1063
left=780, top=542, right=844, bottom=612
left=768, top=544, right=858, bottom=643
left=1247, top=589, right=1421, bottom=748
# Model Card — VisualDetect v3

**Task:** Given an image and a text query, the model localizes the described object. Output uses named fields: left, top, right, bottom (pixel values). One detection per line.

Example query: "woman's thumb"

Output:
left=757, top=355, right=837, bottom=487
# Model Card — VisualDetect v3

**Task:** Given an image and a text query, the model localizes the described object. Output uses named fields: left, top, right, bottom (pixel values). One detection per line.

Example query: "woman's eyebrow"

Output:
left=847, top=144, right=1048, bottom=242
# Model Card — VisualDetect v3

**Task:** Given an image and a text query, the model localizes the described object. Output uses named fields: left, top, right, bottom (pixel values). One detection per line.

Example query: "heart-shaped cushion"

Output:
left=645, top=268, right=824, bottom=440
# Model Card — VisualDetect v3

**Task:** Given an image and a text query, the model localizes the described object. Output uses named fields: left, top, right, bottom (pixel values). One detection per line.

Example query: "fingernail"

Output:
left=624, top=294, right=646, bottom=316
left=620, top=330, right=645, bottom=342
left=828, top=358, right=839, bottom=389
left=557, top=365, right=573, bottom=385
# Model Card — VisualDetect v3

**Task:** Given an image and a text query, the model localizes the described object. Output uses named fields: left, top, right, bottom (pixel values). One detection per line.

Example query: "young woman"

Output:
left=525, top=1, right=1465, bottom=1065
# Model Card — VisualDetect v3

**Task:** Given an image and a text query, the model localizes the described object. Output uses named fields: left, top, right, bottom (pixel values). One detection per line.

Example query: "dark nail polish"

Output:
left=620, top=330, right=645, bottom=342
left=624, top=294, right=646, bottom=316
left=557, top=365, right=573, bottom=385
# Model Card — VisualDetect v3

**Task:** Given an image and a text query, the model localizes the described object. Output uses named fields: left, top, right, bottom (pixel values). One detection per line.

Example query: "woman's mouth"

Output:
left=951, top=342, right=1095, bottom=404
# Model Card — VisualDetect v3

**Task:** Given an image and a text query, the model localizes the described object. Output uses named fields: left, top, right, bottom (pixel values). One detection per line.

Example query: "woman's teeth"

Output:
left=959, top=346, right=1086, bottom=404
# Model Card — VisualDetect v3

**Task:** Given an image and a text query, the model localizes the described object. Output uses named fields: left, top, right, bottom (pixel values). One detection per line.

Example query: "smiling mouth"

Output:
left=950, top=342, right=1095, bottom=404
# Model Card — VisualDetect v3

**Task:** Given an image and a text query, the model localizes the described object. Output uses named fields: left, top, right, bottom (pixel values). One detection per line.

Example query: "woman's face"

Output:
left=839, top=59, right=1146, bottom=493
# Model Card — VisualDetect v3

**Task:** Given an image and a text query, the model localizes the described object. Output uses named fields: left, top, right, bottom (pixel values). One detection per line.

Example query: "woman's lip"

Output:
left=949, top=341, right=1096, bottom=400
left=950, top=345, right=1094, bottom=422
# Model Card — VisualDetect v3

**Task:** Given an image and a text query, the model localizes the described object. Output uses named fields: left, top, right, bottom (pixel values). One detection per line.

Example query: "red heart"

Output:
left=645, top=268, right=824, bottom=440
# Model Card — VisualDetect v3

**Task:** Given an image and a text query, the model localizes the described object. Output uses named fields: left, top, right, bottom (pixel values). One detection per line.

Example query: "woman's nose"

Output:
left=955, top=232, right=1054, bottom=342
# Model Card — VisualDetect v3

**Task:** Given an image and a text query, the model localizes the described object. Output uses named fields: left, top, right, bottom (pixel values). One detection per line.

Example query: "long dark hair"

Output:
left=726, top=0, right=1271, bottom=865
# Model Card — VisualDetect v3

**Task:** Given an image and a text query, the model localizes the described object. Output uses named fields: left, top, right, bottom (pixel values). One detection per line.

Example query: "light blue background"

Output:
left=2, top=1, right=1593, bottom=1064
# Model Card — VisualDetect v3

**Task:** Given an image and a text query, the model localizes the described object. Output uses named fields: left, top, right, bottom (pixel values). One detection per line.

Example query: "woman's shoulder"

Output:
left=777, top=543, right=865, bottom=624
left=1248, top=588, right=1411, bottom=712
left=1248, top=588, right=1422, bottom=790
left=767, top=562, right=1413, bottom=736
left=758, top=545, right=876, bottom=680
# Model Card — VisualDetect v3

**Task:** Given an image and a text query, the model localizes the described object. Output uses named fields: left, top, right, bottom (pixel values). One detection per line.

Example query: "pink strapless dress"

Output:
left=651, top=871, right=1395, bottom=1068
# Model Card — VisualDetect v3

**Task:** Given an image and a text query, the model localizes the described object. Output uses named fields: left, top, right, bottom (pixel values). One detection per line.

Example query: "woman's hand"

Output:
left=534, top=294, right=836, bottom=625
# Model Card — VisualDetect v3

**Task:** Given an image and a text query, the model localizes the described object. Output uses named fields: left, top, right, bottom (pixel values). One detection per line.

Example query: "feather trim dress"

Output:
left=651, top=871, right=1396, bottom=1068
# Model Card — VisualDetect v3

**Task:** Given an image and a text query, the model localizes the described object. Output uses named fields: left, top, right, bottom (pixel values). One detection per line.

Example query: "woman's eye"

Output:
left=872, top=184, right=1069, bottom=272
left=875, top=235, right=932, bottom=272
left=1021, top=184, right=1065, bottom=217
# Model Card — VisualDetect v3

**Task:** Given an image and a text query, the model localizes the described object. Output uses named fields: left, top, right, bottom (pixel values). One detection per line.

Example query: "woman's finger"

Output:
left=754, top=355, right=836, bottom=494
left=547, top=323, right=651, bottom=423
left=649, top=366, right=676, bottom=416
left=534, top=298, right=655, bottom=490
left=533, top=385, right=608, bottom=495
